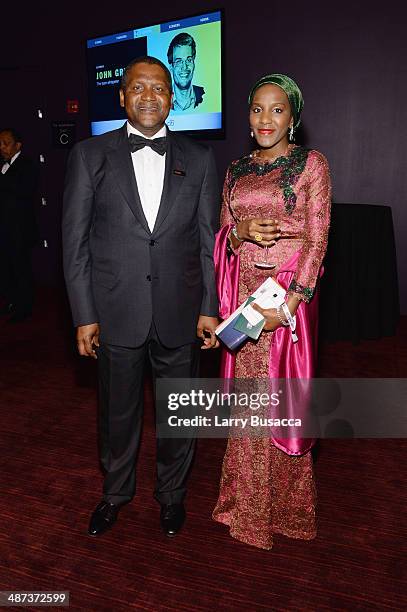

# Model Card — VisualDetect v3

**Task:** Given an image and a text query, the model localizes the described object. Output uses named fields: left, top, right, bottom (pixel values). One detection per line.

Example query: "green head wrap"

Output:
left=248, top=74, right=304, bottom=129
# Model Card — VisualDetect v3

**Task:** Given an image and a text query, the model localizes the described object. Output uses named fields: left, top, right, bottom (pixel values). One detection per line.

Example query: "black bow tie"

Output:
left=128, top=133, right=167, bottom=156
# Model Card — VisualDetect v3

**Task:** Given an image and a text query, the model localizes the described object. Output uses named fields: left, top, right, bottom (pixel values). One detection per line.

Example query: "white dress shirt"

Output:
left=127, top=122, right=166, bottom=232
left=1, top=150, right=21, bottom=174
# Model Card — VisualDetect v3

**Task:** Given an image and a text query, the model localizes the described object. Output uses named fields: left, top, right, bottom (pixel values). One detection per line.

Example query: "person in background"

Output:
left=62, top=56, right=219, bottom=539
left=212, top=74, right=331, bottom=549
left=0, top=128, right=38, bottom=323
left=167, top=33, right=205, bottom=111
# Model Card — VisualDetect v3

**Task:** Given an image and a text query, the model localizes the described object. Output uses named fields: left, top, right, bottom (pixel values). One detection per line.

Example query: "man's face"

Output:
left=119, top=62, right=173, bottom=136
left=0, top=131, right=21, bottom=161
left=171, top=45, right=195, bottom=90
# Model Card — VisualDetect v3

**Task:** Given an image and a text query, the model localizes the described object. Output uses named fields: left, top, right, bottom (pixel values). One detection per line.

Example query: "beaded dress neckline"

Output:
left=227, top=145, right=309, bottom=215
left=249, top=144, right=296, bottom=167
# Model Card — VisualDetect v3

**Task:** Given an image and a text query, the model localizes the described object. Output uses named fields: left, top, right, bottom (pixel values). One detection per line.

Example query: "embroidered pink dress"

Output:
left=212, top=145, right=331, bottom=549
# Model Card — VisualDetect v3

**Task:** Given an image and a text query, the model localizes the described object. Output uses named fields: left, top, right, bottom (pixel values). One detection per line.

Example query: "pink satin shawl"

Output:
left=214, top=224, right=322, bottom=456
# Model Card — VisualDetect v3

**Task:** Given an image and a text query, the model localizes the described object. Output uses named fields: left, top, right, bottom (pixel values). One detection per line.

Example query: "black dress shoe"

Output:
left=88, top=500, right=120, bottom=536
left=160, top=503, right=186, bottom=537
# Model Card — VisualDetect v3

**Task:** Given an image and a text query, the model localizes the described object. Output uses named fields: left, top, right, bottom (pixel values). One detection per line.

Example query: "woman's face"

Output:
left=249, top=84, right=293, bottom=151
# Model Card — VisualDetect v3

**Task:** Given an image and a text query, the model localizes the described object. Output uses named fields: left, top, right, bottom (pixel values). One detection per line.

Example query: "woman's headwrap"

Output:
left=248, top=74, right=304, bottom=129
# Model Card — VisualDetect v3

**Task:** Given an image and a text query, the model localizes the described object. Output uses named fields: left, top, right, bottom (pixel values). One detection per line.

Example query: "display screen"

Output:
left=86, top=10, right=223, bottom=137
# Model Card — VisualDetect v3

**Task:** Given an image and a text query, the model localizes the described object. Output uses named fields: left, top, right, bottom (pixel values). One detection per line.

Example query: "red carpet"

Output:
left=0, top=288, right=406, bottom=611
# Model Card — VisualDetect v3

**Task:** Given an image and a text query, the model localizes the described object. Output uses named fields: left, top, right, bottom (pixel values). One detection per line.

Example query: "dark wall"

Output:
left=2, top=0, right=407, bottom=311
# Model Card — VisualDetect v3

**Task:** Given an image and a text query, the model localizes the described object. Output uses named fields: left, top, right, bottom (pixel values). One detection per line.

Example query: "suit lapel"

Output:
left=106, top=125, right=150, bottom=233
left=3, top=153, right=22, bottom=177
left=152, top=131, right=185, bottom=234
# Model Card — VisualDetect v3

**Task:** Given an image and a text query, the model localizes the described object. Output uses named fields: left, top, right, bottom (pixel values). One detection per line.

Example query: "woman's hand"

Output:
left=251, top=304, right=281, bottom=331
left=236, top=218, right=281, bottom=247
left=251, top=295, right=301, bottom=332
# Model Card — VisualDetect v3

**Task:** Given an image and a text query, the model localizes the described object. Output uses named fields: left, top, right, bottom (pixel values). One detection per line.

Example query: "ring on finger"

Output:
left=254, top=233, right=263, bottom=242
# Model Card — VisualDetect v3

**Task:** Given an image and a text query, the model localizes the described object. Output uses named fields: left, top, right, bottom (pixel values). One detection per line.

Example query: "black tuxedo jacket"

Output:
left=62, top=125, right=220, bottom=348
left=0, top=154, right=38, bottom=250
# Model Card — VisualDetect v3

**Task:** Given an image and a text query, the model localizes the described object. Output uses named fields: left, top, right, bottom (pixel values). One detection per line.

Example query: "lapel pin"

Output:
left=173, top=169, right=186, bottom=176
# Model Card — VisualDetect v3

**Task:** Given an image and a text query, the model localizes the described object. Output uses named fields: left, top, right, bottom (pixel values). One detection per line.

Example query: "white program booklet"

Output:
left=241, top=277, right=286, bottom=326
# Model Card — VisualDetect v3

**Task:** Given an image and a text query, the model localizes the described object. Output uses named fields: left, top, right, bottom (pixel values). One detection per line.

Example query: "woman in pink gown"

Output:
left=212, top=74, right=331, bottom=550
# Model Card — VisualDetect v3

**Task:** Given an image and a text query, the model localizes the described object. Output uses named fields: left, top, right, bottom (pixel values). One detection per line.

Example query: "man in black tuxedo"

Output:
left=62, top=56, right=219, bottom=537
left=0, top=129, right=38, bottom=322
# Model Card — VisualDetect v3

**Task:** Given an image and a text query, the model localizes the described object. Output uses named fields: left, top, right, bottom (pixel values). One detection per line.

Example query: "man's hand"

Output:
left=197, top=315, right=220, bottom=350
left=76, top=323, right=100, bottom=359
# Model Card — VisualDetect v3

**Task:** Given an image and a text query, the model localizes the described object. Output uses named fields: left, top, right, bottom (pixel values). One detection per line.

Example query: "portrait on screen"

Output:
left=167, top=33, right=205, bottom=111
left=87, top=10, right=223, bottom=135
